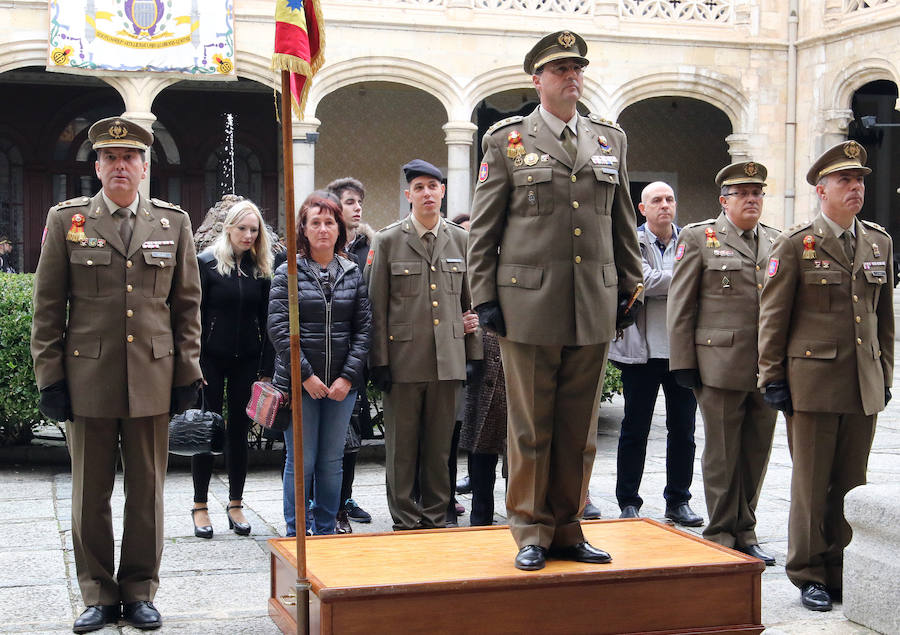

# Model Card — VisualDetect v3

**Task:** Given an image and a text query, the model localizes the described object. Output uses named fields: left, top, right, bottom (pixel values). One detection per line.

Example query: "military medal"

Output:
left=524, top=153, right=539, bottom=166
left=802, top=235, right=816, bottom=259
left=705, top=227, right=720, bottom=248
left=767, top=257, right=779, bottom=277
left=514, top=155, right=524, bottom=167
left=88, top=237, right=98, bottom=248
left=160, top=218, right=170, bottom=229
left=814, top=260, right=831, bottom=269
left=873, top=243, right=881, bottom=258
left=67, top=213, right=87, bottom=243
left=540, top=154, right=550, bottom=163
left=506, top=130, right=526, bottom=160
left=478, top=162, right=489, bottom=183
left=713, top=249, right=735, bottom=257
left=97, top=239, right=106, bottom=248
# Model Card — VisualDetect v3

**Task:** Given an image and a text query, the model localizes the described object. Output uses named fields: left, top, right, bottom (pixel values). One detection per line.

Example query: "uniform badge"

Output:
left=744, top=162, right=759, bottom=177
left=506, top=130, right=525, bottom=160
left=88, top=237, right=98, bottom=248
left=722, top=276, right=731, bottom=289
left=705, top=227, right=720, bottom=248
left=844, top=141, right=862, bottom=159
left=713, top=249, right=735, bottom=257
left=527, top=190, right=536, bottom=205
left=598, top=135, right=609, bottom=150
left=67, top=213, right=87, bottom=243
left=591, top=155, right=601, bottom=165
left=478, top=162, right=489, bottom=183
left=97, top=239, right=106, bottom=248
left=524, top=153, right=539, bottom=166
left=80, top=239, right=88, bottom=247
left=41, top=226, right=48, bottom=246
left=675, top=244, right=685, bottom=261
left=767, top=257, right=779, bottom=277
left=366, top=249, right=374, bottom=266
left=514, top=155, right=524, bottom=167
left=160, top=218, right=170, bottom=229
left=540, top=154, right=550, bottom=163
left=802, top=235, right=816, bottom=259
left=814, top=260, right=831, bottom=269
left=872, top=243, right=881, bottom=258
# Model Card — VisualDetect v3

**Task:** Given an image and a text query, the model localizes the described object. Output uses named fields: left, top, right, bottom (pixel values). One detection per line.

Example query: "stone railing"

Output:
left=619, top=0, right=733, bottom=22
left=843, top=0, right=895, bottom=12
left=473, top=0, right=592, bottom=14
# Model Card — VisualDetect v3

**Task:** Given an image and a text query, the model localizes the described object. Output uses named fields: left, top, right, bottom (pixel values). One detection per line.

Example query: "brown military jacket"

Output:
left=31, top=192, right=203, bottom=418
left=365, top=216, right=481, bottom=383
left=758, top=214, right=894, bottom=415
left=667, top=212, right=779, bottom=392
left=467, top=107, right=642, bottom=346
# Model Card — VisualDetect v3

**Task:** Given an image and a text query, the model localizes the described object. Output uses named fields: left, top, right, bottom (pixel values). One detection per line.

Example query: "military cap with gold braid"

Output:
left=715, top=161, right=768, bottom=187
left=805, top=140, right=870, bottom=185
left=523, top=30, right=589, bottom=75
left=88, top=116, right=154, bottom=152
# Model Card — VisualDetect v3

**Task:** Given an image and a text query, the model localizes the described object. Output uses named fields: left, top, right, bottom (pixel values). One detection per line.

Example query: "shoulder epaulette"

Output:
left=377, top=219, right=403, bottom=233
left=486, top=116, right=524, bottom=135
left=786, top=222, right=813, bottom=236
left=862, top=219, right=889, bottom=235
left=150, top=198, right=186, bottom=213
left=56, top=197, right=90, bottom=209
left=588, top=113, right=623, bottom=131
left=683, top=219, right=716, bottom=229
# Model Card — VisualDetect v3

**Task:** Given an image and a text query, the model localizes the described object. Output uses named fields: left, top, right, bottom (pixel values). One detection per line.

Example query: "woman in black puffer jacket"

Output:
left=268, top=191, right=371, bottom=536
left=191, top=199, right=274, bottom=539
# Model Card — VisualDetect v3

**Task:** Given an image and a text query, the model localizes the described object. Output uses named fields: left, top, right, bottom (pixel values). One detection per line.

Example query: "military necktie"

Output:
left=561, top=127, right=577, bottom=163
left=841, top=230, right=855, bottom=264
left=422, top=232, right=435, bottom=260
left=742, top=230, right=757, bottom=257
left=115, top=207, right=133, bottom=250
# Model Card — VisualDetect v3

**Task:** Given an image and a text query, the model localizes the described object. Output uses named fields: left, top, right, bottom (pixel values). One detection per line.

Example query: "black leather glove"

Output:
left=763, top=381, right=793, bottom=416
left=616, top=297, right=642, bottom=331
left=171, top=380, right=202, bottom=416
left=38, top=380, right=72, bottom=422
left=465, top=360, right=483, bottom=386
left=886, top=387, right=892, bottom=406
left=474, top=301, right=506, bottom=337
left=371, top=366, right=392, bottom=394
left=672, top=369, right=701, bottom=390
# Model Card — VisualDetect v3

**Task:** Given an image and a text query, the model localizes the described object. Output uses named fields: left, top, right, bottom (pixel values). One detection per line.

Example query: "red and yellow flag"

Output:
left=273, top=0, right=325, bottom=120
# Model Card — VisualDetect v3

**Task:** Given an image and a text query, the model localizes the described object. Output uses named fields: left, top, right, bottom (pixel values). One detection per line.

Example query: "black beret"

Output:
left=402, top=159, right=443, bottom=183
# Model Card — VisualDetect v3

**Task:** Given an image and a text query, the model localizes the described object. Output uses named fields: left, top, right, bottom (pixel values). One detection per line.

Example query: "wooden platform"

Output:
left=268, top=519, right=764, bottom=634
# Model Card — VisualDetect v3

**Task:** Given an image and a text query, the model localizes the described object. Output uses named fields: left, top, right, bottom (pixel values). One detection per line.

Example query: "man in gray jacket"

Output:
left=608, top=182, right=701, bottom=525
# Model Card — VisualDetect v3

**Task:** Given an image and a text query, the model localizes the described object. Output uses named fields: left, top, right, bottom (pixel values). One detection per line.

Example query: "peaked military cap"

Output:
left=715, top=161, right=768, bottom=187
left=88, top=117, right=154, bottom=152
left=0, top=236, right=10, bottom=246
left=806, top=140, right=871, bottom=185
left=403, top=159, right=443, bottom=183
left=524, top=30, right=589, bottom=75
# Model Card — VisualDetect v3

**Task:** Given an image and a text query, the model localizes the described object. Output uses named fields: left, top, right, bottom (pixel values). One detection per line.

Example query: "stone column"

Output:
left=821, top=109, right=853, bottom=153
left=290, top=118, right=321, bottom=226
left=120, top=110, right=158, bottom=201
left=442, top=121, right=478, bottom=220
left=725, top=133, right=751, bottom=162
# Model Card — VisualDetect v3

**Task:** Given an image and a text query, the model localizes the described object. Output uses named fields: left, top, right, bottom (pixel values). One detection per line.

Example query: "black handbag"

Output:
left=168, top=394, right=226, bottom=456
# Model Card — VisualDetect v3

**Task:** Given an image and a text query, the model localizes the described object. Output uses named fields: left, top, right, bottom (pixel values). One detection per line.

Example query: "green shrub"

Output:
left=0, top=273, right=42, bottom=445
left=601, top=363, right=623, bottom=403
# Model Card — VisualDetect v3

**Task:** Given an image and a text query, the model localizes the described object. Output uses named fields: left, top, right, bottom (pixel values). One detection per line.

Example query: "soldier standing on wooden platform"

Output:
left=667, top=161, right=779, bottom=566
left=30, top=117, right=202, bottom=633
left=467, top=30, right=643, bottom=571
left=758, top=141, right=893, bottom=612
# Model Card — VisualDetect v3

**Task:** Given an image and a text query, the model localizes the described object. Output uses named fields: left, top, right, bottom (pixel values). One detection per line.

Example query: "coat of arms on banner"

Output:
left=47, top=0, right=236, bottom=76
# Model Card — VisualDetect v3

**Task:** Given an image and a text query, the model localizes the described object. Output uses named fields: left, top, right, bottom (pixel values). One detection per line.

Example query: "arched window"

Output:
left=0, top=138, right=24, bottom=271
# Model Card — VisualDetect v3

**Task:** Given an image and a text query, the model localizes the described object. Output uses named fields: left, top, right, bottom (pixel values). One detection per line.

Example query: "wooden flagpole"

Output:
left=279, top=69, right=310, bottom=635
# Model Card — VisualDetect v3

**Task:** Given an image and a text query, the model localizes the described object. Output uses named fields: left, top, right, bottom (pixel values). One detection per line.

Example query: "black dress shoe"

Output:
left=620, top=505, right=640, bottom=519
left=549, top=541, right=612, bottom=564
left=191, top=506, right=213, bottom=539
left=665, top=502, right=704, bottom=527
left=226, top=504, right=251, bottom=536
left=582, top=494, right=602, bottom=520
left=800, top=582, right=833, bottom=612
left=73, top=604, right=120, bottom=633
left=514, top=545, right=547, bottom=571
left=737, top=544, right=776, bottom=566
left=122, top=601, right=162, bottom=630
left=456, top=476, right=472, bottom=495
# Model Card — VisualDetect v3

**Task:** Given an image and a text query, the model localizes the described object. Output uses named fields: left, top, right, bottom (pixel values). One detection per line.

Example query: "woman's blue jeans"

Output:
left=283, top=390, right=357, bottom=536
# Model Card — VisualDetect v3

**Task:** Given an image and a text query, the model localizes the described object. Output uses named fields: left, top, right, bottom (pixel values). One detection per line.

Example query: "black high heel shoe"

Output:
left=191, top=507, right=213, bottom=539
left=226, top=503, right=251, bottom=535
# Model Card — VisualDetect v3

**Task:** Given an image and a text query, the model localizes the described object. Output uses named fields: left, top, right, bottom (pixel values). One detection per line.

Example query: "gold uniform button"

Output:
left=86, top=259, right=93, bottom=266
left=856, top=337, right=862, bottom=345
left=430, top=284, right=437, bottom=290
left=126, top=284, right=134, bottom=292
left=527, top=175, right=534, bottom=183
left=572, top=201, right=579, bottom=209
left=853, top=295, right=859, bottom=303
left=433, top=319, right=440, bottom=326
left=511, top=277, right=517, bottom=284
left=169, top=349, right=174, bottom=355
left=570, top=175, right=577, bottom=183
left=452, top=266, right=458, bottom=272
left=73, top=350, right=80, bottom=357
left=158, top=261, right=165, bottom=268
left=821, top=278, right=827, bottom=285
left=722, top=265, right=728, bottom=270
left=126, top=309, right=134, bottom=317
left=404, top=269, right=409, bottom=275
left=574, top=228, right=582, bottom=236
left=855, top=316, right=861, bottom=323
left=431, top=266, right=436, bottom=272
left=575, top=256, right=582, bottom=264
left=389, top=335, right=394, bottom=341
left=757, top=283, right=763, bottom=289
left=756, top=265, right=761, bottom=271
left=878, top=350, right=883, bottom=357
left=127, top=335, right=134, bottom=343
left=126, top=260, right=133, bottom=268
left=805, top=350, right=812, bottom=357
left=707, top=339, right=712, bottom=345
left=432, top=301, right=439, bottom=307
left=852, top=274, right=857, bottom=281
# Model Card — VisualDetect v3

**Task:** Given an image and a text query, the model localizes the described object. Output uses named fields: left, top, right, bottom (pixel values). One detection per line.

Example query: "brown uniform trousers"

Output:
left=467, top=107, right=642, bottom=549
left=31, top=192, right=202, bottom=604
left=366, top=216, right=481, bottom=530
left=758, top=214, right=893, bottom=589
left=667, top=213, right=779, bottom=548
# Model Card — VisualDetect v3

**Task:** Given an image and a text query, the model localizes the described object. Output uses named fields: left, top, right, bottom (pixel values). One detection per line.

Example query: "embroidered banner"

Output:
left=272, top=0, right=325, bottom=119
left=47, top=0, right=236, bottom=76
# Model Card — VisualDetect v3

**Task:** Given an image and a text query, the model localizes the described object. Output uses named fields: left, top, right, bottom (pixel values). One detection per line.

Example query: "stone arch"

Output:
left=232, top=50, right=278, bottom=91
left=306, top=57, right=464, bottom=121
left=0, top=37, right=45, bottom=73
left=611, top=70, right=750, bottom=133
left=832, top=57, right=900, bottom=112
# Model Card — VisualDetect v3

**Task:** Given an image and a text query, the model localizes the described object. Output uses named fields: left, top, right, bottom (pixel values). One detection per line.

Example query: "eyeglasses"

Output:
left=723, top=191, right=765, bottom=199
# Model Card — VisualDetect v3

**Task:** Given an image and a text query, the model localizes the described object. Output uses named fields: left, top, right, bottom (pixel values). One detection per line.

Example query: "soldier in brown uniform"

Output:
left=467, top=31, right=643, bottom=571
left=30, top=117, right=202, bottom=632
left=667, top=161, right=779, bottom=566
left=758, top=141, right=893, bottom=612
left=365, top=159, right=481, bottom=531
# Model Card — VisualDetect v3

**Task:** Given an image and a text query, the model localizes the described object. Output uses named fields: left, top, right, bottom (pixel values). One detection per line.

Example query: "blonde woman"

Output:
left=191, top=199, right=274, bottom=538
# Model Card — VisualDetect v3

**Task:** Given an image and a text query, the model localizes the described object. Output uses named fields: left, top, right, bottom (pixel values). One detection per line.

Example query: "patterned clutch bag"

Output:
left=245, top=381, right=291, bottom=432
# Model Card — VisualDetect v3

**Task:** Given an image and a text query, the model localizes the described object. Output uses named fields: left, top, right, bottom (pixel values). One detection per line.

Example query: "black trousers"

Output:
left=192, top=354, right=258, bottom=503
left=468, top=452, right=499, bottom=526
left=614, top=358, right=697, bottom=510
